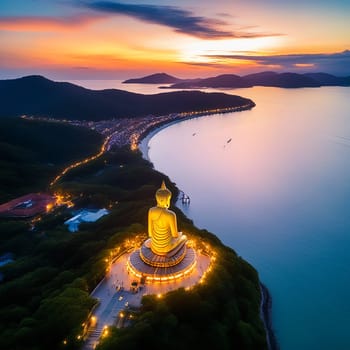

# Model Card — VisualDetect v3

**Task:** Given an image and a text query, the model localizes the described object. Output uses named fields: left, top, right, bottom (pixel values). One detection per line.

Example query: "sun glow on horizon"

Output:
left=178, top=36, right=283, bottom=66
left=0, top=0, right=349, bottom=78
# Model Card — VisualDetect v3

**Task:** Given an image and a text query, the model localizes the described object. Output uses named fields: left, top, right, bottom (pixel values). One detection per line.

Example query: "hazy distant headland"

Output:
left=123, top=71, right=350, bottom=89
left=0, top=75, right=254, bottom=120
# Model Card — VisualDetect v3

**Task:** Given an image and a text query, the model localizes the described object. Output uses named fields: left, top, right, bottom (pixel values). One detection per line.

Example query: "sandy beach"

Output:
left=138, top=104, right=254, bottom=161
left=138, top=118, right=184, bottom=161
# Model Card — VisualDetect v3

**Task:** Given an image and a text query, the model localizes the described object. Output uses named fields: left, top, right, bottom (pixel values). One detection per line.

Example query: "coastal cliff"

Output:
left=260, top=283, right=279, bottom=350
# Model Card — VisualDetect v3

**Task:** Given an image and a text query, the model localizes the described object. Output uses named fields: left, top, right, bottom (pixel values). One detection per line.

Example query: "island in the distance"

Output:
left=123, top=72, right=182, bottom=84
left=123, top=71, right=350, bottom=89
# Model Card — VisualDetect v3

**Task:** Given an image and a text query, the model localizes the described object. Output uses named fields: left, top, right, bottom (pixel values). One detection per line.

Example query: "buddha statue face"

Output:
left=156, top=181, right=172, bottom=209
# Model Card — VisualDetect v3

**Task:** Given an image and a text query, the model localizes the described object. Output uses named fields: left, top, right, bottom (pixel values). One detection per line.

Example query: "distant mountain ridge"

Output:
left=0, top=75, right=254, bottom=120
left=124, top=71, right=350, bottom=88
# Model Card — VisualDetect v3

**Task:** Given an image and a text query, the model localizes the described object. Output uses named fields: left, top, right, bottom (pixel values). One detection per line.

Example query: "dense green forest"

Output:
left=0, top=117, right=102, bottom=201
left=0, top=118, right=267, bottom=350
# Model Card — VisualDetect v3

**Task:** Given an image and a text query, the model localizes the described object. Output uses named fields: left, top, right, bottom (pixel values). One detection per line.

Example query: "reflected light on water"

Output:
left=146, top=86, right=350, bottom=350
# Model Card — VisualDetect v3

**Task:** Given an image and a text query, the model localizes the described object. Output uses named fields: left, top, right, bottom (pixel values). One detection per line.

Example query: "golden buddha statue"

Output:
left=128, top=181, right=196, bottom=277
left=145, top=181, right=187, bottom=256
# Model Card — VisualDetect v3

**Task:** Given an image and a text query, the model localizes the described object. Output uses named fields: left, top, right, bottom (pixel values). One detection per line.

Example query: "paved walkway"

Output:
left=82, top=250, right=210, bottom=349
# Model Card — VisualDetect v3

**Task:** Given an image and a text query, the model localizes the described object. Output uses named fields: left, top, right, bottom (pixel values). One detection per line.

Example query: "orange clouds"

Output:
left=0, top=2, right=349, bottom=78
left=0, top=15, right=104, bottom=32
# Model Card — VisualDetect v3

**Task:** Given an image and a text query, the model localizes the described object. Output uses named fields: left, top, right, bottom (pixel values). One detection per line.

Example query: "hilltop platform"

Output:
left=128, top=246, right=196, bottom=282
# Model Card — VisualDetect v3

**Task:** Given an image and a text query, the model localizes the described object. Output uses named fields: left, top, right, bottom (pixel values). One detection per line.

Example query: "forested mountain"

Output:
left=0, top=76, right=253, bottom=121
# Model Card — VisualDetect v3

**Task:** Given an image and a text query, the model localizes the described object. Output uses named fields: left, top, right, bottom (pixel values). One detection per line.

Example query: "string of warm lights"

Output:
left=177, top=104, right=253, bottom=118
left=49, top=134, right=111, bottom=187
left=63, top=236, right=217, bottom=347
left=126, top=256, right=198, bottom=282
left=125, top=236, right=216, bottom=284
left=23, top=103, right=253, bottom=161
left=127, top=103, right=254, bottom=151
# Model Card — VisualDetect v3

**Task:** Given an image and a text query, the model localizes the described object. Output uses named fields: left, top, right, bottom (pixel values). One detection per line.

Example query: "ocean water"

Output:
left=66, top=79, right=172, bottom=94
left=143, top=86, right=350, bottom=350
left=71, top=79, right=350, bottom=349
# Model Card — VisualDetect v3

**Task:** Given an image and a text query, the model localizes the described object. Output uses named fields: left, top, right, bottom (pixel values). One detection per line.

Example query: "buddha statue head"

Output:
left=155, top=181, right=172, bottom=209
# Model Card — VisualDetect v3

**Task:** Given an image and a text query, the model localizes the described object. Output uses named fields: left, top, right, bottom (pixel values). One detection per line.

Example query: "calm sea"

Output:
left=72, top=80, right=350, bottom=350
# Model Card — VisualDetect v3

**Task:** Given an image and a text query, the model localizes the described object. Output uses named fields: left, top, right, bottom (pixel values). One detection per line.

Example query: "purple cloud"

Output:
left=80, top=1, right=280, bottom=39
left=204, top=50, right=350, bottom=74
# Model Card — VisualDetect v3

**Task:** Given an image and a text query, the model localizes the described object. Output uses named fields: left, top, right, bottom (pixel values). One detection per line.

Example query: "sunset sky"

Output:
left=1, top=0, right=349, bottom=79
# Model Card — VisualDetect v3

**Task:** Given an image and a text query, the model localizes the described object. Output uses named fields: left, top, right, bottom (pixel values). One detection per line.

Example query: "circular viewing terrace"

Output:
left=82, top=238, right=214, bottom=350
left=128, top=245, right=197, bottom=282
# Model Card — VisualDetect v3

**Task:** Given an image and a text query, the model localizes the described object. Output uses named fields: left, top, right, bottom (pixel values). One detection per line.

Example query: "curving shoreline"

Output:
left=138, top=118, right=184, bottom=162
left=138, top=111, right=279, bottom=350
left=138, top=102, right=254, bottom=161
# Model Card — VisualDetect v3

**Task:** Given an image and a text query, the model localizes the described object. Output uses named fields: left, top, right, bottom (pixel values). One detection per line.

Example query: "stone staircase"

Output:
left=82, top=292, right=129, bottom=350
left=82, top=325, right=104, bottom=350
